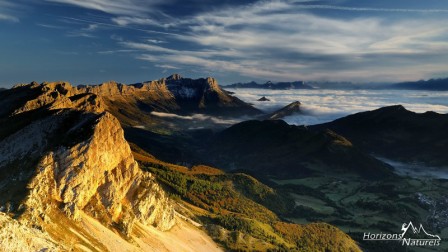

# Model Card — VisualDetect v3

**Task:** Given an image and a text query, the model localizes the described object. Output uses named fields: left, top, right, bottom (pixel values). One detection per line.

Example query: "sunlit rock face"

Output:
left=26, top=112, right=175, bottom=233
left=76, top=74, right=255, bottom=114
left=0, top=213, right=61, bottom=251
left=0, top=82, right=175, bottom=236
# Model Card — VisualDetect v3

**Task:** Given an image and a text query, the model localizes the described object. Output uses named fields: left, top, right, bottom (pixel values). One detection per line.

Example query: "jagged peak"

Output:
left=12, top=81, right=41, bottom=89
left=166, top=73, right=183, bottom=81
left=287, top=101, right=302, bottom=107
left=8, top=80, right=104, bottom=115
left=98, top=80, right=120, bottom=86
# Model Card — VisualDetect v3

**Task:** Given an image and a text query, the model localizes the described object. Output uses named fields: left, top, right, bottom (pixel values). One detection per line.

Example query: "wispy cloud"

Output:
left=37, top=23, right=65, bottom=29
left=115, top=0, right=448, bottom=82
left=46, top=0, right=163, bottom=16
left=97, top=49, right=136, bottom=54
left=295, top=4, right=448, bottom=13
left=22, top=0, right=448, bottom=83
left=0, top=13, right=18, bottom=22
left=83, top=23, right=99, bottom=31
left=155, top=64, right=179, bottom=69
left=65, top=31, right=97, bottom=38
left=0, top=1, right=20, bottom=22
left=61, top=16, right=181, bottom=36
left=111, top=16, right=170, bottom=28
left=147, top=39, right=166, bottom=44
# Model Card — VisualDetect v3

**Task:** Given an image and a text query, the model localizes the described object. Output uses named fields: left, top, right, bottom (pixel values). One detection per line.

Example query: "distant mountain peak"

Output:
left=166, top=73, right=183, bottom=81
left=389, top=77, right=448, bottom=91
left=258, top=96, right=270, bottom=101
left=265, top=101, right=302, bottom=120
left=227, top=80, right=314, bottom=90
left=286, top=101, right=302, bottom=107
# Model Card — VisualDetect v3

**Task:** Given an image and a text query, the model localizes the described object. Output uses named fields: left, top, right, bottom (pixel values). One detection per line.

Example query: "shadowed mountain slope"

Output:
left=205, top=120, right=393, bottom=179
left=312, top=105, right=448, bottom=166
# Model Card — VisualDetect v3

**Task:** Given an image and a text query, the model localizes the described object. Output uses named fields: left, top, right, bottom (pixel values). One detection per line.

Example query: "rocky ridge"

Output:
left=0, top=212, right=61, bottom=251
left=226, top=80, right=314, bottom=90
left=75, top=74, right=260, bottom=116
left=0, top=81, right=178, bottom=249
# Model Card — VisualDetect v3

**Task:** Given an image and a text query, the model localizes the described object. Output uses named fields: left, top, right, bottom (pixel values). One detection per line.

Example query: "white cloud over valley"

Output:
left=227, top=88, right=448, bottom=125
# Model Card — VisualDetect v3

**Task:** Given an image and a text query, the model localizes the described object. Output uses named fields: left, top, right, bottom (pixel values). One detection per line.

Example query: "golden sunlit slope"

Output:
left=0, top=81, right=221, bottom=251
left=132, top=148, right=361, bottom=252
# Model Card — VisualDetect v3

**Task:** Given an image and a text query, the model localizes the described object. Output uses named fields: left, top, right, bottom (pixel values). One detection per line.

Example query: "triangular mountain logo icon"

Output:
left=401, top=222, right=441, bottom=240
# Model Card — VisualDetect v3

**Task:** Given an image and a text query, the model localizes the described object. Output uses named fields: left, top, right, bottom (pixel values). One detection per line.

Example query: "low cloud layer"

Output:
left=150, top=111, right=242, bottom=125
left=227, top=88, right=448, bottom=125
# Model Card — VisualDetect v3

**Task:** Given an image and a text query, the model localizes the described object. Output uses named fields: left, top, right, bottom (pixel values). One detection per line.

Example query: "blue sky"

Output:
left=1, top=0, right=448, bottom=87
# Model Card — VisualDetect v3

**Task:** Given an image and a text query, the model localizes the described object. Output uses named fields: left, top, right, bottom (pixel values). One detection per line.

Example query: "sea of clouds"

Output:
left=226, top=88, right=448, bottom=125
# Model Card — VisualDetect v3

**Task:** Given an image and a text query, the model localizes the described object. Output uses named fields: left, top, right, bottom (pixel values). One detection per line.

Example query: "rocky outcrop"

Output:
left=73, top=74, right=260, bottom=118
left=166, top=75, right=231, bottom=104
left=9, top=81, right=105, bottom=115
left=161, top=74, right=259, bottom=115
left=78, top=80, right=174, bottom=98
left=25, top=112, right=175, bottom=233
left=0, top=213, right=61, bottom=251
left=0, top=82, right=176, bottom=237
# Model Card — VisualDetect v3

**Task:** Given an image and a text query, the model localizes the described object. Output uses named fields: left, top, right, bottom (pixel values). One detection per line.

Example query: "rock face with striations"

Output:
left=76, top=74, right=261, bottom=117
left=25, top=112, right=175, bottom=232
left=0, top=82, right=175, bottom=238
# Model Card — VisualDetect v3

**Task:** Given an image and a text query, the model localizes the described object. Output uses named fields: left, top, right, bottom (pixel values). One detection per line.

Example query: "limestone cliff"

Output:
left=76, top=75, right=260, bottom=116
left=0, top=82, right=177, bottom=246
left=0, top=213, right=61, bottom=251
left=7, top=81, right=104, bottom=115
left=25, top=112, right=175, bottom=233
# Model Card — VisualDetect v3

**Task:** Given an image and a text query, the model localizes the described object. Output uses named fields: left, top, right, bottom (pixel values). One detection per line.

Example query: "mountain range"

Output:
left=0, top=76, right=362, bottom=251
left=226, top=80, right=314, bottom=90
left=2, top=74, right=448, bottom=251
left=225, top=77, right=448, bottom=91
left=387, top=78, right=448, bottom=91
